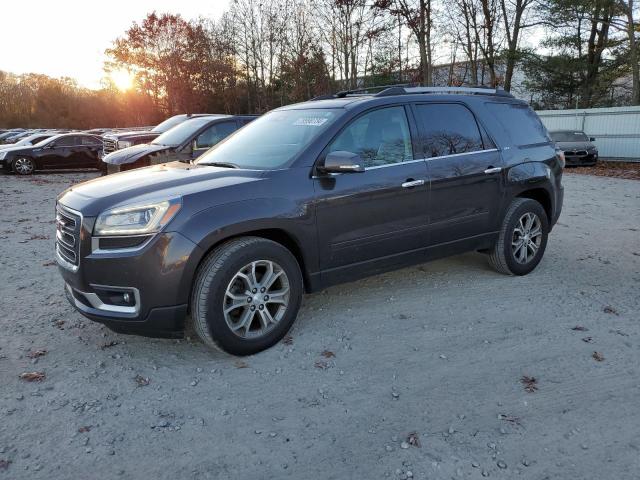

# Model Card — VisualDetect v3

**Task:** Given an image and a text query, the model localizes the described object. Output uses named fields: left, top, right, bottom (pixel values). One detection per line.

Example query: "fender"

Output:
left=174, top=196, right=319, bottom=300
left=506, top=160, right=559, bottom=223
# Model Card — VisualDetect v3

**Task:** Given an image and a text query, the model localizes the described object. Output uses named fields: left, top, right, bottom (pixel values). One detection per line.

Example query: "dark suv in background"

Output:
left=102, top=115, right=257, bottom=173
left=56, top=86, right=564, bottom=355
left=101, top=114, right=212, bottom=157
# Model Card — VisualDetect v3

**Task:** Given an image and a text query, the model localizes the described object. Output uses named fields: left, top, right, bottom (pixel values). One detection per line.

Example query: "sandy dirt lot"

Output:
left=0, top=170, right=639, bottom=480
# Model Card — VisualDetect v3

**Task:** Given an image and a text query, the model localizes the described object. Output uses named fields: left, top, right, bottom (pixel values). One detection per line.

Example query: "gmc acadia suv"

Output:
left=56, top=86, right=564, bottom=355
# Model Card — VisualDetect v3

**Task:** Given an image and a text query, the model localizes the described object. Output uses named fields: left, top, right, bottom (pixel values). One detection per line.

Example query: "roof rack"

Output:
left=311, top=83, right=417, bottom=101
left=311, top=84, right=514, bottom=101
left=396, top=86, right=514, bottom=98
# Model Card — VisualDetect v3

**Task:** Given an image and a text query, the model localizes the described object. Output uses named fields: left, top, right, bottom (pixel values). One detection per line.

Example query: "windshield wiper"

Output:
left=203, top=161, right=239, bottom=169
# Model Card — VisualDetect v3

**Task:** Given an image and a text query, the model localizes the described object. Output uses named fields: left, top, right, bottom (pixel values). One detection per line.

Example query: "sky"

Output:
left=0, top=0, right=231, bottom=89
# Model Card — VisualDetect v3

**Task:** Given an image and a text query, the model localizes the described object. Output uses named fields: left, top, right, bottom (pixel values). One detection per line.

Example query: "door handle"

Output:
left=484, top=167, right=502, bottom=174
left=401, top=179, right=425, bottom=188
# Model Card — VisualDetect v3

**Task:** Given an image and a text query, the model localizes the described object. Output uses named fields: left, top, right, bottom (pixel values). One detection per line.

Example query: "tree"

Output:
left=499, top=0, right=540, bottom=91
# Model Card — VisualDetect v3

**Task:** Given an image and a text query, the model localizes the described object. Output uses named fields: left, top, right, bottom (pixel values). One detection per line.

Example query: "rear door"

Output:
left=412, top=102, right=503, bottom=245
left=314, top=105, right=430, bottom=274
left=75, top=136, right=103, bottom=167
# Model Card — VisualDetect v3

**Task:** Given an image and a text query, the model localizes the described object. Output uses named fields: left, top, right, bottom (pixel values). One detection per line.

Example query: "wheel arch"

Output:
left=184, top=228, right=314, bottom=318
left=515, top=188, right=552, bottom=222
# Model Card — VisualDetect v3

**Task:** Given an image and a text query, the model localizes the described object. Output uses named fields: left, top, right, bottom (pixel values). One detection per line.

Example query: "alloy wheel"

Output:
left=511, top=212, right=542, bottom=264
left=14, top=158, right=34, bottom=175
left=223, top=260, right=290, bottom=339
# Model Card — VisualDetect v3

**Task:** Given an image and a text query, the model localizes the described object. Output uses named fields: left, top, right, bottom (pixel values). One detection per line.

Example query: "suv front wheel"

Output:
left=488, top=198, right=549, bottom=275
left=190, top=237, right=303, bottom=355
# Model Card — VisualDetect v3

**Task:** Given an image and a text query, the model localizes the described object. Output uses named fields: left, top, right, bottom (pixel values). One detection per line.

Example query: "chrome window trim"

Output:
left=424, top=148, right=499, bottom=161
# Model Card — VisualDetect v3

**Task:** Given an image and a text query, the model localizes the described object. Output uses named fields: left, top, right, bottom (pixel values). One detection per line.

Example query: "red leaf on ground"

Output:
left=78, top=426, right=92, bottom=433
left=407, top=431, right=421, bottom=448
left=321, top=350, right=335, bottom=358
left=571, top=325, right=588, bottom=331
left=521, top=375, right=537, bottom=393
left=592, top=351, right=605, bottom=362
left=19, top=371, right=46, bottom=382
left=134, top=375, right=150, bottom=387
left=26, top=349, right=47, bottom=359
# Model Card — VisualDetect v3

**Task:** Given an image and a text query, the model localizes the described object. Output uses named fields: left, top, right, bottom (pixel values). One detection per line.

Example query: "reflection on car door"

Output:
left=412, top=103, right=503, bottom=245
left=75, top=136, right=102, bottom=168
left=314, top=105, right=430, bottom=281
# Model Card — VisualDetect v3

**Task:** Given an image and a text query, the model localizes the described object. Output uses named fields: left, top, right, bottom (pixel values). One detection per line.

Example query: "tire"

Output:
left=190, top=237, right=303, bottom=355
left=488, top=198, right=549, bottom=276
left=12, top=157, right=35, bottom=175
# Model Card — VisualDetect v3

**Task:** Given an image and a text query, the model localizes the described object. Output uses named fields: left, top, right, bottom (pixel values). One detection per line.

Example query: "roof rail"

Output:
left=376, top=85, right=514, bottom=98
left=311, top=84, right=514, bottom=101
left=311, top=83, right=417, bottom=101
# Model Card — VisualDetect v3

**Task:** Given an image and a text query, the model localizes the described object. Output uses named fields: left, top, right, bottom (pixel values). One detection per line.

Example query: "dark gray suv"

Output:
left=56, top=86, right=564, bottom=355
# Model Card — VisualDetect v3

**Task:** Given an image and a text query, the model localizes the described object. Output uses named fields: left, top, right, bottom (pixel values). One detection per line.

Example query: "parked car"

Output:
left=549, top=130, right=598, bottom=166
left=102, top=115, right=258, bottom=173
left=0, top=133, right=103, bottom=175
left=0, top=132, right=57, bottom=151
left=56, top=85, right=564, bottom=355
left=101, top=114, right=214, bottom=157
left=0, top=129, right=25, bottom=143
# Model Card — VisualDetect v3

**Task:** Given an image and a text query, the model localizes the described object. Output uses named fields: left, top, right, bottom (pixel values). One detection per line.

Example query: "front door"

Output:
left=412, top=102, right=503, bottom=245
left=314, top=105, right=430, bottom=275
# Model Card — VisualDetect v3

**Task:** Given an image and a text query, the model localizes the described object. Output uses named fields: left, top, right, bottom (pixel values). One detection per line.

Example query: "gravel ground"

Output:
left=1, top=170, right=639, bottom=480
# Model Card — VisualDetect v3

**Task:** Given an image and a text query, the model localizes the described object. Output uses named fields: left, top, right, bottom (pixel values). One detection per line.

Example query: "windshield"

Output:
left=197, top=109, right=342, bottom=169
left=550, top=131, right=589, bottom=142
left=152, top=115, right=189, bottom=133
left=152, top=117, right=216, bottom=147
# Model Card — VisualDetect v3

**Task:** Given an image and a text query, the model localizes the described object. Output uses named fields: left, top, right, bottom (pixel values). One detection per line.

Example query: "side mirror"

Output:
left=320, top=151, right=365, bottom=174
left=589, top=137, right=596, bottom=142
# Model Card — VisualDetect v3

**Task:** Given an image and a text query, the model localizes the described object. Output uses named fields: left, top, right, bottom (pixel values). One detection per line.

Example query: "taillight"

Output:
left=556, top=149, right=565, bottom=168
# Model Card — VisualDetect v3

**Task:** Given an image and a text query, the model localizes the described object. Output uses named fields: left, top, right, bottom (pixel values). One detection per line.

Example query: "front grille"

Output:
left=566, top=150, right=588, bottom=156
left=103, top=137, right=118, bottom=155
left=56, top=205, right=81, bottom=267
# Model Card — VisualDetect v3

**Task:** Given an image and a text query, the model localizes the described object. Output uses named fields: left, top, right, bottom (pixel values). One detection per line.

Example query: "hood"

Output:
left=103, top=143, right=172, bottom=165
left=57, top=161, right=265, bottom=216
left=0, top=144, right=32, bottom=154
left=104, top=130, right=158, bottom=141
left=555, top=141, right=596, bottom=151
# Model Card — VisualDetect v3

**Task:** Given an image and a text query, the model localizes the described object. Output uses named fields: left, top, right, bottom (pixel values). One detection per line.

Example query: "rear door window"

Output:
left=414, top=103, right=484, bottom=157
left=485, top=102, right=549, bottom=146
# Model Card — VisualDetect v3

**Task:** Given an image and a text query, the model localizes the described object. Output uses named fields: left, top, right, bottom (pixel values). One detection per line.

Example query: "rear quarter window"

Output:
left=485, top=102, right=550, bottom=146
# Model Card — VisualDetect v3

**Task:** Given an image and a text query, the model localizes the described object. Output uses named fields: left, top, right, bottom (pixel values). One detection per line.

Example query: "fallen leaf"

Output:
left=314, top=360, right=329, bottom=370
left=100, top=341, right=119, bottom=350
left=581, top=337, right=593, bottom=343
left=321, top=350, right=335, bottom=358
left=28, top=234, right=50, bottom=240
left=0, top=459, right=11, bottom=470
left=603, top=306, right=619, bottom=315
left=19, top=371, right=46, bottom=382
left=521, top=375, right=537, bottom=393
left=498, top=414, right=522, bottom=426
left=54, top=320, right=65, bottom=329
left=407, top=431, right=421, bottom=448
left=571, top=325, right=588, bottom=332
left=592, top=351, right=605, bottom=362
left=26, top=349, right=47, bottom=359
left=234, top=360, right=249, bottom=369
left=134, top=374, right=150, bottom=387
left=42, top=261, right=56, bottom=267
left=78, top=426, right=92, bottom=433
left=282, top=335, right=293, bottom=345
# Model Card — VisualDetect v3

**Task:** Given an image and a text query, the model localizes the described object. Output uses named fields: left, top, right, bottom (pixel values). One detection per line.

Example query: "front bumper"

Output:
left=58, top=226, right=204, bottom=337
left=565, top=152, right=598, bottom=166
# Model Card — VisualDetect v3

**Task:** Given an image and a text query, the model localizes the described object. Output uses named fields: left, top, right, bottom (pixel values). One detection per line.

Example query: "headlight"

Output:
left=94, top=198, right=181, bottom=236
left=118, top=140, right=133, bottom=149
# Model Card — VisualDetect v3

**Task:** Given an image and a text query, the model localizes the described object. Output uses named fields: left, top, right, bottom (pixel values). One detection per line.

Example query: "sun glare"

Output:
left=110, top=69, right=134, bottom=91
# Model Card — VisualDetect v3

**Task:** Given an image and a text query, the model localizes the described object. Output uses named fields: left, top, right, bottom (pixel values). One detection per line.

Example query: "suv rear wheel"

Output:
left=190, top=237, right=303, bottom=355
left=488, top=198, right=549, bottom=275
